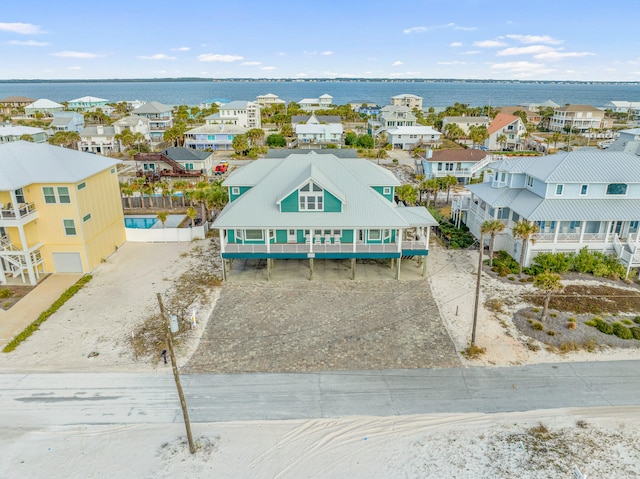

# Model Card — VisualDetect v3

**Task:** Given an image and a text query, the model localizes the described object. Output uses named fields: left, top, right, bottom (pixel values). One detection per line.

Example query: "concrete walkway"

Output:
left=0, top=274, right=82, bottom=348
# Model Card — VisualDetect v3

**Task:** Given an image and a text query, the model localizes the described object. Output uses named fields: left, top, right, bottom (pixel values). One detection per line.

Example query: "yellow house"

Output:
left=0, top=141, right=126, bottom=285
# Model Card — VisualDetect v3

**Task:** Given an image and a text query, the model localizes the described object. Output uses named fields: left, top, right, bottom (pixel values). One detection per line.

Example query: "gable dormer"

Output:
left=277, top=165, right=345, bottom=213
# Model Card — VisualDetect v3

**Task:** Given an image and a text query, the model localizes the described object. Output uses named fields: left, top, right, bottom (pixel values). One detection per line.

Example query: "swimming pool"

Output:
left=124, top=216, right=158, bottom=229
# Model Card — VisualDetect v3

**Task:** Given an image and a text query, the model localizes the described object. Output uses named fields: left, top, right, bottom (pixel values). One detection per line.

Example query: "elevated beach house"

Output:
left=451, top=151, right=640, bottom=276
left=0, top=142, right=125, bottom=285
left=212, top=151, right=437, bottom=280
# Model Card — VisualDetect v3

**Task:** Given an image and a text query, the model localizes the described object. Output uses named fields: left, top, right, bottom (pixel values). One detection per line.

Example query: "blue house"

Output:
left=452, top=151, right=640, bottom=276
left=213, top=151, right=437, bottom=280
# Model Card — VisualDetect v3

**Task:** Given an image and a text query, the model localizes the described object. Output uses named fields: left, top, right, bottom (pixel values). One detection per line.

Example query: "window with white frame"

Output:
left=63, top=219, right=76, bottom=235
left=369, top=229, right=381, bottom=240
left=555, top=184, right=564, bottom=196
left=580, top=184, right=588, bottom=196
left=231, top=187, right=240, bottom=195
left=245, top=230, right=263, bottom=240
left=299, top=181, right=324, bottom=211
left=43, top=187, right=56, bottom=204
left=383, top=187, right=391, bottom=195
left=57, top=187, right=71, bottom=203
left=606, top=183, right=627, bottom=195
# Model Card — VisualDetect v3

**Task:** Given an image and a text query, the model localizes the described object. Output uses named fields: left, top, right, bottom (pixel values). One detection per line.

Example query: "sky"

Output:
left=1, top=0, right=639, bottom=82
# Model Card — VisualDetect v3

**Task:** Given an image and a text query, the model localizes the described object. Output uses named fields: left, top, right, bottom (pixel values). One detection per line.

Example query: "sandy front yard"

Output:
left=2, top=238, right=640, bottom=478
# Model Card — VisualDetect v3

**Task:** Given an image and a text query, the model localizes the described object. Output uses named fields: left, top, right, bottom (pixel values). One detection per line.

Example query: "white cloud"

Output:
left=473, top=40, right=508, bottom=48
left=403, top=26, right=427, bottom=34
left=197, top=54, right=244, bottom=62
left=497, top=45, right=555, bottom=56
left=303, top=50, right=318, bottom=55
left=491, top=61, right=553, bottom=74
left=261, top=66, right=276, bottom=70
left=449, top=42, right=463, bottom=47
left=534, top=50, right=595, bottom=60
left=137, top=53, right=177, bottom=60
left=241, top=61, right=262, bottom=66
left=52, top=51, right=104, bottom=59
left=0, top=22, right=43, bottom=34
left=438, top=61, right=467, bottom=65
left=505, top=34, right=562, bottom=45
left=170, top=47, right=190, bottom=51
left=321, top=51, right=334, bottom=56
left=392, top=61, right=404, bottom=66
left=7, top=40, right=49, bottom=46
left=460, top=50, right=481, bottom=55
left=295, top=72, right=307, bottom=77
left=278, top=52, right=286, bottom=56
left=454, top=25, right=477, bottom=31
left=68, top=66, right=82, bottom=70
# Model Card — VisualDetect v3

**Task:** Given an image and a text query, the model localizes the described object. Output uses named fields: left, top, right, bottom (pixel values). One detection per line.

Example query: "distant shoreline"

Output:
left=1, top=78, right=639, bottom=85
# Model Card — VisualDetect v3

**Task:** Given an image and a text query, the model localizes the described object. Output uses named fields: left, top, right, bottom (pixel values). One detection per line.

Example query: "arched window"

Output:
left=299, top=181, right=324, bottom=211
left=606, top=183, right=627, bottom=195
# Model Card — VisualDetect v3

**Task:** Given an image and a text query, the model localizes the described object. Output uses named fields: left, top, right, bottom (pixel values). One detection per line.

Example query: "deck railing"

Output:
left=0, top=202, right=37, bottom=221
left=223, top=240, right=428, bottom=255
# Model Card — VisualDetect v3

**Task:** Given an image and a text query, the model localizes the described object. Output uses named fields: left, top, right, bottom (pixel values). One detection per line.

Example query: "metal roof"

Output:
left=25, top=99, right=63, bottom=109
left=214, top=152, right=433, bottom=229
left=133, top=101, right=172, bottom=114
left=0, top=141, right=119, bottom=190
left=185, top=123, right=247, bottom=135
left=528, top=151, right=640, bottom=183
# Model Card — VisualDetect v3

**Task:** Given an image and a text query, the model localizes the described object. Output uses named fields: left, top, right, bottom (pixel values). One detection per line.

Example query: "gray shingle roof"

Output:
left=0, top=141, right=118, bottom=190
left=163, top=147, right=211, bottom=162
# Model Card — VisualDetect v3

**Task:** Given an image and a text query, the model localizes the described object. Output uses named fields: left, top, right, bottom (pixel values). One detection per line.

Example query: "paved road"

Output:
left=1, top=361, right=639, bottom=426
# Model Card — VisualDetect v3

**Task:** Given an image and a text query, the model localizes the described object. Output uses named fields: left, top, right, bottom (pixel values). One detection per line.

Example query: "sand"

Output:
left=1, top=240, right=640, bottom=478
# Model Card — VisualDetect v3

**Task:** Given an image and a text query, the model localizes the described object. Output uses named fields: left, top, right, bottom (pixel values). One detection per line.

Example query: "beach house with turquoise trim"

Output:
left=213, top=151, right=437, bottom=280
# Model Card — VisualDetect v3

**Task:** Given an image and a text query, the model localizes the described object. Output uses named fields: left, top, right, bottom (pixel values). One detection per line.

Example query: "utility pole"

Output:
left=471, top=232, right=484, bottom=345
left=157, top=293, right=196, bottom=454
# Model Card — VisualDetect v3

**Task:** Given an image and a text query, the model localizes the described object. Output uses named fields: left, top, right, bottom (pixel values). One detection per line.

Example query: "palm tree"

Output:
left=120, top=183, right=134, bottom=209
left=156, top=211, right=168, bottom=242
left=512, top=220, right=539, bottom=276
left=550, top=131, right=562, bottom=150
left=186, top=207, right=197, bottom=227
left=396, top=184, right=418, bottom=205
left=440, top=175, right=458, bottom=204
left=443, top=123, right=465, bottom=142
left=534, top=271, right=563, bottom=321
left=246, top=128, right=265, bottom=147
left=142, top=184, right=155, bottom=209
left=173, top=180, right=188, bottom=207
left=497, top=133, right=508, bottom=150
left=468, top=125, right=489, bottom=149
left=480, top=219, right=505, bottom=267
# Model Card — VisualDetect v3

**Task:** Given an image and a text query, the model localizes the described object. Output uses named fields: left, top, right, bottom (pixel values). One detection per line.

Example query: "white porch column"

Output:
left=579, top=221, right=586, bottom=243
left=0, top=257, right=6, bottom=285
left=265, top=229, right=270, bottom=253
left=604, top=221, right=612, bottom=249
left=17, top=226, right=36, bottom=285
left=553, top=221, right=560, bottom=244
left=397, top=229, right=403, bottom=253
left=353, top=229, right=357, bottom=253
left=309, top=230, right=313, bottom=253
left=219, top=229, right=225, bottom=253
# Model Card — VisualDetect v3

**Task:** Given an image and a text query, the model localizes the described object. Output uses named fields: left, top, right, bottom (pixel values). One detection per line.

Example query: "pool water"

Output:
left=124, top=217, right=158, bottom=229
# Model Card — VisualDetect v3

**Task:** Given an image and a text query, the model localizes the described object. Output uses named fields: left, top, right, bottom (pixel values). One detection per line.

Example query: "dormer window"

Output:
left=526, top=176, right=534, bottom=188
left=606, top=183, right=627, bottom=195
left=299, top=181, right=324, bottom=211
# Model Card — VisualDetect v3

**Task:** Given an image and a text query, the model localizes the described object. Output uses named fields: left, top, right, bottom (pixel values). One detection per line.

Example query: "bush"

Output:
left=567, top=322, right=577, bottom=330
left=0, top=289, right=13, bottom=298
left=530, top=252, right=572, bottom=275
left=613, top=322, right=633, bottom=340
left=266, top=134, right=286, bottom=147
left=531, top=321, right=544, bottom=331
left=630, top=327, right=640, bottom=340
left=587, top=317, right=613, bottom=335
left=634, top=316, right=640, bottom=325
left=491, top=250, right=520, bottom=276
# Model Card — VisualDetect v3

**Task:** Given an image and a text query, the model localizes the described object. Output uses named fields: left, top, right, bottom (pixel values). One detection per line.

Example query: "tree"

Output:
left=232, top=134, right=249, bottom=155
left=420, top=178, right=439, bottom=207
left=468, top=125, right=489, bottom=148
left=19, top=133, right=34, bottom=142
left=266, top=134, right=286, bottom=147
left=480, top=219, right=505, bottom=267
left=246, top=128, right=265, bottom=146
left=396, top=184, right=418, bottom=205
left=186, top=206, right=197, bottom=227
left=550, top=131, right=562, bottom=150
left=120, top=183, right=134, bottom=209
left=443, top=123, right=465, bottom=141
left=156, top=211, right=168, bottom=240
left=438, top=175, right=458, bottom=204
left=534, top=271, right=563, bottom=322
left=48, top=131, right=80, bottom=149
left=497, top=133, right=508, bottom=150
left=344, top=131, right=357, bottom=146
left=512, top=220, right=539, bottom=276
left=355, top=134, right=374, bottom=149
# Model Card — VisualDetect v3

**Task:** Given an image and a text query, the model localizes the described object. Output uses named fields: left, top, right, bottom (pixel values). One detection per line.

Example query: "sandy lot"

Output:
left=2, top=239, right=640, bottom=478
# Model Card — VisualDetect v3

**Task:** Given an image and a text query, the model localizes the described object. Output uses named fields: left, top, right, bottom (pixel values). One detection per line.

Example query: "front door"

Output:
left=610, top=221, right=623, bottom=235
left=287, top=229, right=297, bottom=243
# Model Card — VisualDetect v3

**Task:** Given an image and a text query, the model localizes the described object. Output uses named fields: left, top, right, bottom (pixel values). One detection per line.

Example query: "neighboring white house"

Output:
left=485, top=113, right=526, bottom=151
left=606, top=128, right=640, bottom=155
left=67, top=96, right=109, bottom=112
left=391, top=94, right=423, bottom=110
left=386, top=126, right=441, bottom=150
left=78, top=125, right=118, bottom=155
left=451, top=151, right=640, bottom=276
left=184, top=123, right=248, bottom=151
left=112, top=115, right=151, bottom=141
left=132, top=101, right=173, bottom=142
left=256, top=93, right=286, bottom=107
left=298, top=94, right=333, bottom=111
left=295, top=113, right=343, bottom=147
left=604, top=101, right=640, bottom=118
left=0, top=125, right=48, bottom=144
left=204, top=100, right=261, bottom=129
left=549, top=104, right=611, bottom=133
left=442, top=116, right=490, bottom=135
left=24, top=99, right=64, bottom=118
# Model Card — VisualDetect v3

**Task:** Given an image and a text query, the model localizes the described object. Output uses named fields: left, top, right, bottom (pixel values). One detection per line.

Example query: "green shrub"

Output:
left=0, top=289, right=13, bottom=298
left=633, top=316, right=640, bottom=325
left=531, top=321, right=544, bottom=331
left=590, top=318, right=613, bottom=335
left=491, top=251, right=520, bottom=276
left=630, top=327, right=640, bottom=340
left=547, top=330, right=556, bottom=336
left=613, top=322, right=633, bottom=340
left=530, top=252, right=572, bottom=275
left=2, top=275, right=93, bottom=353
left=622, top=319, right=633, bottom=325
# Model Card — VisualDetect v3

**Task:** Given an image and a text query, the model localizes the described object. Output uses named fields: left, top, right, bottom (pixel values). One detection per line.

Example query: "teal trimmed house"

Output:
left=213, top=151, right=437, bottom=280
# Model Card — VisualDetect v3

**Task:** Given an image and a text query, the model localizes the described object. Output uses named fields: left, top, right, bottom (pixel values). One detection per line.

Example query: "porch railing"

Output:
left=0, top=202, right=37, bottom=221
left=535, top=232, right=609, bottom=243
left=223, top=240, right=427, bottom=255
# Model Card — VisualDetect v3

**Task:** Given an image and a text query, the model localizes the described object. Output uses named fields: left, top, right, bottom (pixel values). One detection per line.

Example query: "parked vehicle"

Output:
left=214, top=161, right=229, bottom=175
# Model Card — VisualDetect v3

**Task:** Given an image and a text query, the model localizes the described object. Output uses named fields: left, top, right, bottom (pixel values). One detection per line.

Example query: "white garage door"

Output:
left=52, top=252, right=84, bottom=273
